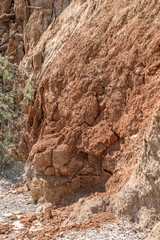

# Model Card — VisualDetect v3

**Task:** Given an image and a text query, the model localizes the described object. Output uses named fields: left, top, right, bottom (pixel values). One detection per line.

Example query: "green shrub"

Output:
left=0, top=54, right=34, bottom=174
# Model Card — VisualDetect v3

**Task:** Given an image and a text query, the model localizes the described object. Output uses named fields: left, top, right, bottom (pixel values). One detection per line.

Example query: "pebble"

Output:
left=3, top=213, right=13, bottom=218
left=0, top=217, right=5, bottom=223
left=13, top=221, right=24, bottom=230
left=36, top=206, right=43, bottom=213
left=14, top=212, right=22, bottom=215
left=29, top=223, right=43, bottom=233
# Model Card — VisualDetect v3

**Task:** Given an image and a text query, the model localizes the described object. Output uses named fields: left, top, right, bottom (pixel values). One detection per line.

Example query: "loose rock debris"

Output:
left=0, top=178, right=152, bottom=239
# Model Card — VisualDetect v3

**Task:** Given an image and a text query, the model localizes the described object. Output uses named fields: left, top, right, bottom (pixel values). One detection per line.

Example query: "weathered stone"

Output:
left=33, top=51, right=43, bottom=70
left=0, top=0, right=12, bottom=15
left=20, top=213, right=37, bottom=223
left=63, top=196, right=109, bottom=226
left=146, top=222, right=160, bottom=240
left=114, top=105, right=160, bottom=229
left=33, top=150, right=52, bottom=169
left=52, top=144, right=73, bottom=169
left=0, top=224, right=9, bottom=234
left=44, top=167, right=55, bottom=176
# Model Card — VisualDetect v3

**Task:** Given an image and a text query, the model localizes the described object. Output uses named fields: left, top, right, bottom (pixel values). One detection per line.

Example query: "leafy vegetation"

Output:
left=0, top=54, right=34, bottom=174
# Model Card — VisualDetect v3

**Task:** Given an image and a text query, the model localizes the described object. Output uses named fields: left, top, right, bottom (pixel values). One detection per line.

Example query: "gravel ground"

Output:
left=0, top=178, right=37, bottom=240
left=56, top=221, right=151, bottom=240
left=0, top=178, right=37, bottom=220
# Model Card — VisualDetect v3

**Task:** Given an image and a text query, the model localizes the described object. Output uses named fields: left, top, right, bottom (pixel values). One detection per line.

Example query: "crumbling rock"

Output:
left=25, top=143, right=110, bottom=204
left=63, top=196, right=109, bottom=226
left=114, top=104, right=160, bottom=229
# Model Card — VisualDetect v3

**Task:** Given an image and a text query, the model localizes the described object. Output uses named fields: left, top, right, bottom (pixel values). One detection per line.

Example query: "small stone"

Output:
left=3, top=213, right=13, bottom=218
left=0, top=224, right=9, bottom=234
left=9, top=215, right=17, bottom=220
left=13, top=221, right=24, bottom=230
left=29, top=224, right=43, bottom=233
left=17, top=186, right=28, bottom=194
left=12, top=190, right=17, bottom=194
left=36, top=206, right=43, bottom=213
left=44, top=167, right=55, bottom=176
left=21, top=214, right=37, bottom=223
left=14, top=212, right=22, bottom=215
left=0, top=217, right=5, bottom=223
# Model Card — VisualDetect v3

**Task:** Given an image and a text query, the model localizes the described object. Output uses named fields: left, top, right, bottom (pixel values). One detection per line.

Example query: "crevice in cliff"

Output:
left=79, top=174, right=101, bottom=177
left=111, top=128, right=120, bottom=140
left=26, top=0, right=31, bottom=20
left=103, top=169, right=113, bottom=176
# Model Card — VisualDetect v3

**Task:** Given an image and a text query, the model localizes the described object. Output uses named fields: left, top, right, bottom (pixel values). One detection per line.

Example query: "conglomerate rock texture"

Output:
left=1, top=0, right=160, bottom=227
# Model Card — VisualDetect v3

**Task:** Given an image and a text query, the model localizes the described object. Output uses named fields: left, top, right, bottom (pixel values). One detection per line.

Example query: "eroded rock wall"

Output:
left=1, top=0, right=160, bottom=206
left=22, top=0, right=160, bottom=204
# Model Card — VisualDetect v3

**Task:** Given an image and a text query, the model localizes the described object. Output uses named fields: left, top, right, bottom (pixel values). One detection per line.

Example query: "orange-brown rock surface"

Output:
left=1, top=0, right=160, bottom=230
left=23, top=0, right=160, bottom=206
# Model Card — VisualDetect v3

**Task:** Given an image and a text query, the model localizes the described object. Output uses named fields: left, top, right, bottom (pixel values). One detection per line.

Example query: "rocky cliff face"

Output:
left=1, top=0, right=160, bottom=223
